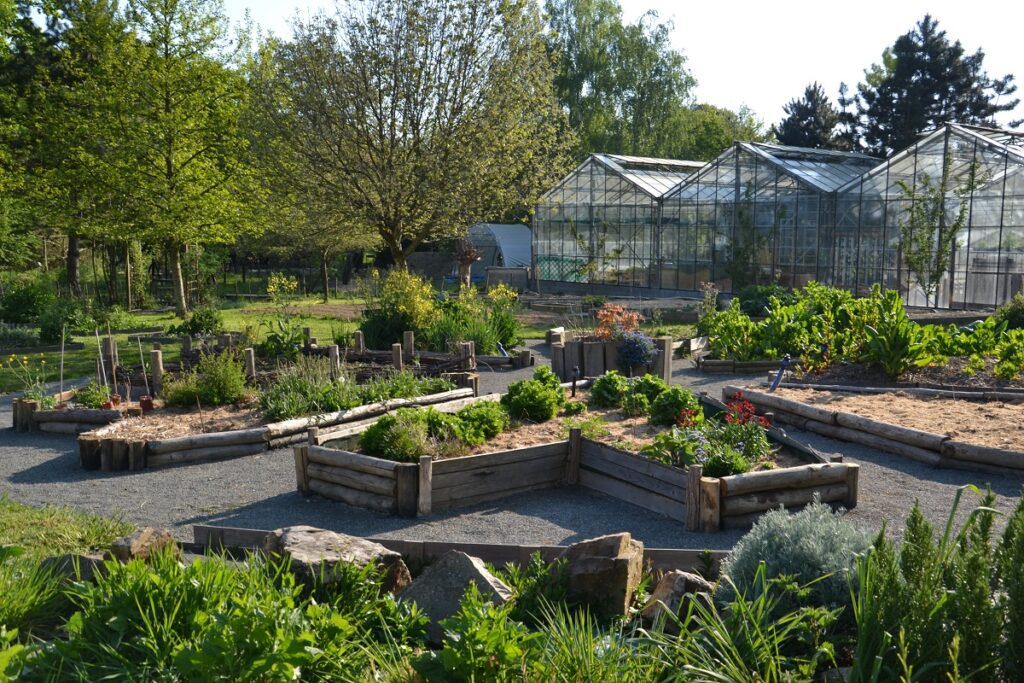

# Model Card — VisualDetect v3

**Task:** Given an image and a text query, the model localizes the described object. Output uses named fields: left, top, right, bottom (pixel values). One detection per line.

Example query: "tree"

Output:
left=546, top=0, right=696, bottom=159
left=254, top=0, right=570, bottom=269
left=92, top=0, right=261, bottom=315
left=674, top=104, right=771, bottom=161
left=773, top=82, right=847, bottom=150
left=897, top=155, right=976, bottom=307
left=841, top=15, right=1020, bottom=156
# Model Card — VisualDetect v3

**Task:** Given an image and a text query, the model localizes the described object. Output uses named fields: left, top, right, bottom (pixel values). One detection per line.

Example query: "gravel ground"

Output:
left=1, top=342, right=1021, bottom=550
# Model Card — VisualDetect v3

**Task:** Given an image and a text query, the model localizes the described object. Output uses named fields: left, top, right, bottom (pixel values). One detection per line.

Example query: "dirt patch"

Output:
left=772, top=387, right=1024, bottom=451
left=794, top=358, right=1024, bottom=390
left=98, top=401, right=265, bottom=441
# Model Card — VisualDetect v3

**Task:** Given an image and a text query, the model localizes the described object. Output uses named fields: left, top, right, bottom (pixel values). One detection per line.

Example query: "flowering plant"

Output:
left=5, top=353, right=56, bottom=407
left=594, top=303, right=642, bottom=341
left=617, top=331, right=655, bottom=369
left=724, top=390, right=770, bottom=428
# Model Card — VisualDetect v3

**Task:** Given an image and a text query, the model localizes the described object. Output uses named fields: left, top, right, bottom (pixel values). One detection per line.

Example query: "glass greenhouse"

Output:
left=532, top=154, right=703, bottom=288
left=532, top=124, right=1024, bottom=308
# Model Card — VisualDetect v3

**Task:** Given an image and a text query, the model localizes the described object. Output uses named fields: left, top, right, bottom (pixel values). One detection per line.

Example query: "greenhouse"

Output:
left=532, top=154, right=703, bottom=289
left=658, top=143, right=878, bottom=292
left=836, top=123, right=1024, bottom=308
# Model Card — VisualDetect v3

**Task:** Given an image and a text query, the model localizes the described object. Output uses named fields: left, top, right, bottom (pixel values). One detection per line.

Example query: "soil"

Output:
left=795, top=357, right=1024, bottom=391
left=97, top=400, right=265, bottom=441
left=771, top=387, right=1024, bottom=451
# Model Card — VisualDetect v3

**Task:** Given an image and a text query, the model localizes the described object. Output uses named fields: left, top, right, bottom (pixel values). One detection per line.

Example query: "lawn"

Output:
left=0, top=496, right=131, bottom=558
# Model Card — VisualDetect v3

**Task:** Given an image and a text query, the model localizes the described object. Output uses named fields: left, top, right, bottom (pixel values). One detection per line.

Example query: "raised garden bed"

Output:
left=294, top=393, right=858, bottom=532
left=727, top=384, right=1024, bottom=475
left=550, top=336, right=672, bottom=381
left=12, top=390, right=131, bottom=434
left=77, top=388, right=475, bottom=472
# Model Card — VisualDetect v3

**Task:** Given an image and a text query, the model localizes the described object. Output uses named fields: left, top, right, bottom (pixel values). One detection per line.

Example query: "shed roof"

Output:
left=467, top=223, right=532, bottom=268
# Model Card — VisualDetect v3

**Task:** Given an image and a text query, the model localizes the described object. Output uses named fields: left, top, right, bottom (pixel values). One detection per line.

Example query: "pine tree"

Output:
left=845, top=15, right=1020, bottom=156
left=772, top=82, right=847, bottom=150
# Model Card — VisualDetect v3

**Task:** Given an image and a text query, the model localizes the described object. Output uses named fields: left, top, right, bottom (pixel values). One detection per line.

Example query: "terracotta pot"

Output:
left=110, top=393, right=122, bottom=407
left=101, top=401, right=113, bottom=410
left=139, top=396, right=154, bottom=414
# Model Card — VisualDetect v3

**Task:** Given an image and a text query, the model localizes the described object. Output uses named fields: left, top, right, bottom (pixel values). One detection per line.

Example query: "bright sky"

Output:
left=225, top=0, right=1024, bottom=128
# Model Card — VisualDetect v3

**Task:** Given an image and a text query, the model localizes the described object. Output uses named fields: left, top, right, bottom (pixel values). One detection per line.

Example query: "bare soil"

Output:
left=772, top=387, right=1024, bottom=451
left=97, top=401, right=264, bottom=441
left=795, top=357, right=1024, bottom=390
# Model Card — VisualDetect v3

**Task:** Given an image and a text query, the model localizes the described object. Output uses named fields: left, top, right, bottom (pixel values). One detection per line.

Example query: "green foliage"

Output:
left=0, top=272, right=55, bottom=324
left=862, top=289, right=928, bottom=377
left=589, top=371, right=630, bottom=408
left=496, top=554, right=570, bottom=628
left=737, top=284, right=798, bottom=317
left=997, top=492, right=1024, bottom=679
left=456, top=401, right=510, bottom=445
left=720, top=500, right=872, bottom=622
left=412, top=584, right=541, bottom=682
left=629, top=374, right=668, bottom=402
left=0, top=627, right=30, bottom=682
left=501, top=378, right=563, bottom=423
left=0, top=496, right=131, bottom=558
left=699, top=445, right=752, bottom=478
left=773, top=82, right=847, bottom=150
left=639, top=427, right=699, bottom=468
left=561, top=400, right=587, bottom=416
left=0, top=546, right=69, bottom=635
left=167, top=305, right=225, bottom=338
left=257, top=356, right=359, bottom=421
left=266, top=272, right=299, bottom=305
left=255, top=317, right=304, bottom=361
left=359, top=408, right=431, bottom=462
left=620, top=390, right=649, bottom=417
left=649, top=385, right=703, bottom=427
left=163, top=351, right=248, bottom=407
left=0, top=324, right=37, bottom=348
left=73, top=381, right=110, bottom=409
left=37, top=299, right=84, bottom=344
left=421, top=287, right=522, bottom=355
left=617, top=331, right=655, bottom=368
left=361, top=270, right=438, bottom=350
left=995, top=291, right=1024, bottom=330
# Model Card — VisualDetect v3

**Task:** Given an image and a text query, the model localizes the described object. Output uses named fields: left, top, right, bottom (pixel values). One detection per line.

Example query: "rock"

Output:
left=640, top=570, right=715, bottom=633
left=557, top=532, right=644, bottom=618
left=263, top=526, right=410, bottom=594
left=398, top=550, right=513, bottom=645
left=108, top=527, right=178, bottom=563
left=41, top=553, right=106, bottom=583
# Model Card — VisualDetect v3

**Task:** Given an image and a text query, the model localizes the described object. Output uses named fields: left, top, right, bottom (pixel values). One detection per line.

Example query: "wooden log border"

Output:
left=191, top=523, right=730, bottom=576
left=725, top=385, right=1024, bottom=476
left=73, top=387, right=475, bottom=473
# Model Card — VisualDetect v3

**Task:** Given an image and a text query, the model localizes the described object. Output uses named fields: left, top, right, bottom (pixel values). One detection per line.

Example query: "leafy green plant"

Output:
left=501, top=378, right=563, bottom=423
left=589, top=371, right=629, bottom=408
left=639, top=427, right=699, bottom=468
left=737, top=284, right=797, bottom=317
left=629, top=374, right=667, bottom=402
left=995, top=291, right=1024, bottom=330
left=456, top=401, right=510, bottom=445
left=649, top=385, right=703, bottom=427
left=361, top=270, right=438, bottom=350
left=0, top=546, right=70, bottom=636
left=258, top=356, right=360, bottom=421
left=0, top=324, right=38, bottom=348
left=700, top=443, right=752, bottom=477
left=167, top=305, right=224, bottom=337
left=620, top=390, right=650, bottom=417
left=256, top=317, right=304, bottom=361
left=561, top=400, right=587, bottom=416
left=495, top=553, right=570, bottom=627
left=0, top=627, right=31, bottom=682
left=163, top=351, right=248, bottom=407
left=73, top=381, right=111, bottom=409
left=862, top=289, right=928, bottom=377
left=359, top=408, right=431, bottom=461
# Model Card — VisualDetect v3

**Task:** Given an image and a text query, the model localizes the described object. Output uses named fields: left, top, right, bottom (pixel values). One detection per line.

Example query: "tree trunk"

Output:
left=458, top=262, right=472, bottom=289
left=67, top=232, right=82, bottom=297
left=170, top=244, right=188, bottom=317
left=319, top=250, right=330, bottom=303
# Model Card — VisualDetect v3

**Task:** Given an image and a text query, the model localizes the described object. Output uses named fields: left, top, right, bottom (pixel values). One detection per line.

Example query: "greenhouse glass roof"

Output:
left=593, top=154, right=705, bottom=198
left=742, top=143, right=879, bottom=192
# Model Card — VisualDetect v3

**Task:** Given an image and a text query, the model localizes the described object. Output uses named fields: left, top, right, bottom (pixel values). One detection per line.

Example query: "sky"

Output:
left=224, top=0, right=1024, bottom=128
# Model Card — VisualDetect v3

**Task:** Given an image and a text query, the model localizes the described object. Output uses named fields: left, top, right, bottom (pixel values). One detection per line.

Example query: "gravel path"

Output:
left=1, top=343, right=1021, bottom=550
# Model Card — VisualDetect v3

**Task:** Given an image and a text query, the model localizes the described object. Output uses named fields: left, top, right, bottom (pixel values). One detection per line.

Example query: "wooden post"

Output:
left=392, top=343, right=404, bottom=371
left=302, top=327, right=312, bottom=346
left=517, top=349, right=532, bottom=369
left=700, top=477, right=722, bottom=532
left=79, top=436, right=101, bottom=470
left=182, top=335, right=192, bottom=353
left=551, top=343, right=565, bottom=380
left=102, top=337, right=118, bottom=385
left=844, top=464, right=859, bottom=508
left=150, top=349, right=164, bottom=397
left=565, top=428, right=582, bottom=485
left=686, top=465, right=703, bottom=531
left=418, top=455, right=433, bottom=515
left=403, top=331, right=415, bottom=358
left=293, top=445, right=311, bottom=495
left=218, top=333, right=231, bottom=349
left=111, top=439, right=128, bottom=471
left=395, top=463, right=419, bottom=517
left=583, top=341, right=604, bottom=378
left=656, top=336, right=673, bottom=384
left=328, top=345, right=341, bottom=374
left=100, top=439, right=113, bottom=472
left=128, top=441, right=146, bottom=470
left=353, top=330, right=366, bottom=354
left=243, top=347, right=256, bottom=381
left=564, top=340, right=581, bottom=378
left=307, top=426, right=319, bottom=446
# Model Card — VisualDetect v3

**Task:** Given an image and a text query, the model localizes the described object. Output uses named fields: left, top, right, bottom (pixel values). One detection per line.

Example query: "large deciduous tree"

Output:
left=840, top=14, right=1020, bottom=156
left=773, top=82, right=847, bottom=150
left=254, top=0, right=570, bottom=269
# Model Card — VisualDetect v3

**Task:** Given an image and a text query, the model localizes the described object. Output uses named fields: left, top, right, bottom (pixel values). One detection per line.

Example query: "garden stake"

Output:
left=137, top=338, right=150, bottom=395
left=769, top=354, right=791, bottom=392
left=95, top=329, right=108, bottom=389
left=59, top=325, right=65, bottom=400
left=571, top=366, right=579, bottom=398
left=197, top=397, right=206, bottom=433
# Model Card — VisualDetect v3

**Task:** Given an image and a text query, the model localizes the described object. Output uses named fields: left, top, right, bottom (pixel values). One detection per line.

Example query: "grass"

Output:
left=0, top=496, right=132, bottom=558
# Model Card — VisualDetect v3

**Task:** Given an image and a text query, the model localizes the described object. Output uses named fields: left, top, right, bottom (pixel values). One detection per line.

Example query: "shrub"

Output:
left=737, top=284, right=797, bottom=317
left=0, top=323, right=37, bottom=348
left=359, top=408, right=430, bottom=461
left=561, top=400, right=587, bottom=416
left=258, top=356, right=360, bottom=421
left=995, top=291, right=1024, bottom=330
left=639, top=427, right=700, bottom=468
left=167, top=305, right=224, bottom=338
left=456, top=401, right=509, bottom=444
left=37, top=298, right=90, bottom=343
left=617, top=331, right=655, bottom=369
left=501, top=379, right=563, bottom=422
left=74, top=381, right=111, bottom=409
left=700, top=444, right=752, bottom=477
left=256, top=317, right=304, bottom=361
left=861, top=290, right=927, bottom=377
left=164, top=351, right=248, bottom=407
left=620, top=390, right=650, bottom=417
left=719, top=499, right=872, bottom=620
left=0, top=272, right=55, bottom=324
left=361, top=270, right=437, bottom=349
left=496, top=553, right=570, bottom=627
left=594, top=303, right=642, bottom=340
left=649, top=386, right=703, bottom=427
left=630, top=374, right=668, bottom=402
left=589, top=371, right=629, bottom=408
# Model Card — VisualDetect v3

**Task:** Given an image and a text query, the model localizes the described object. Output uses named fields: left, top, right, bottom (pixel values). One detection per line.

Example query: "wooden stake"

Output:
left=418, top=455, right=433, bottom=515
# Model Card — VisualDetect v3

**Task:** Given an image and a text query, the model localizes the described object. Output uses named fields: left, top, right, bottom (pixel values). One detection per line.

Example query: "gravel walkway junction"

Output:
left=1, top=339, right=1022, bottom=550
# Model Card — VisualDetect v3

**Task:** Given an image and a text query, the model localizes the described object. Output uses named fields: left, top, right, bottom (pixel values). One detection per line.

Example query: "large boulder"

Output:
left=108, top=527, right=179, bottom=563
left=640, top=569, right=715, bottom=633
left=41, top=552, right=106, bottom=583
left=263, top=526, right=410, bottom=594
left=398, top=550, right=513, bottom=645
left=557, top=532, right=644, bottom=618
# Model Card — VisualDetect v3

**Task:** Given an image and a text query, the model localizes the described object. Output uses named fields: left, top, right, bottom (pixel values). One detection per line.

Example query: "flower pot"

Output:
left=139, top=396, right=154, bottom=414
left=110, top=393, right=122, bottom=407
left=101, top=401, right=113, bottom=410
